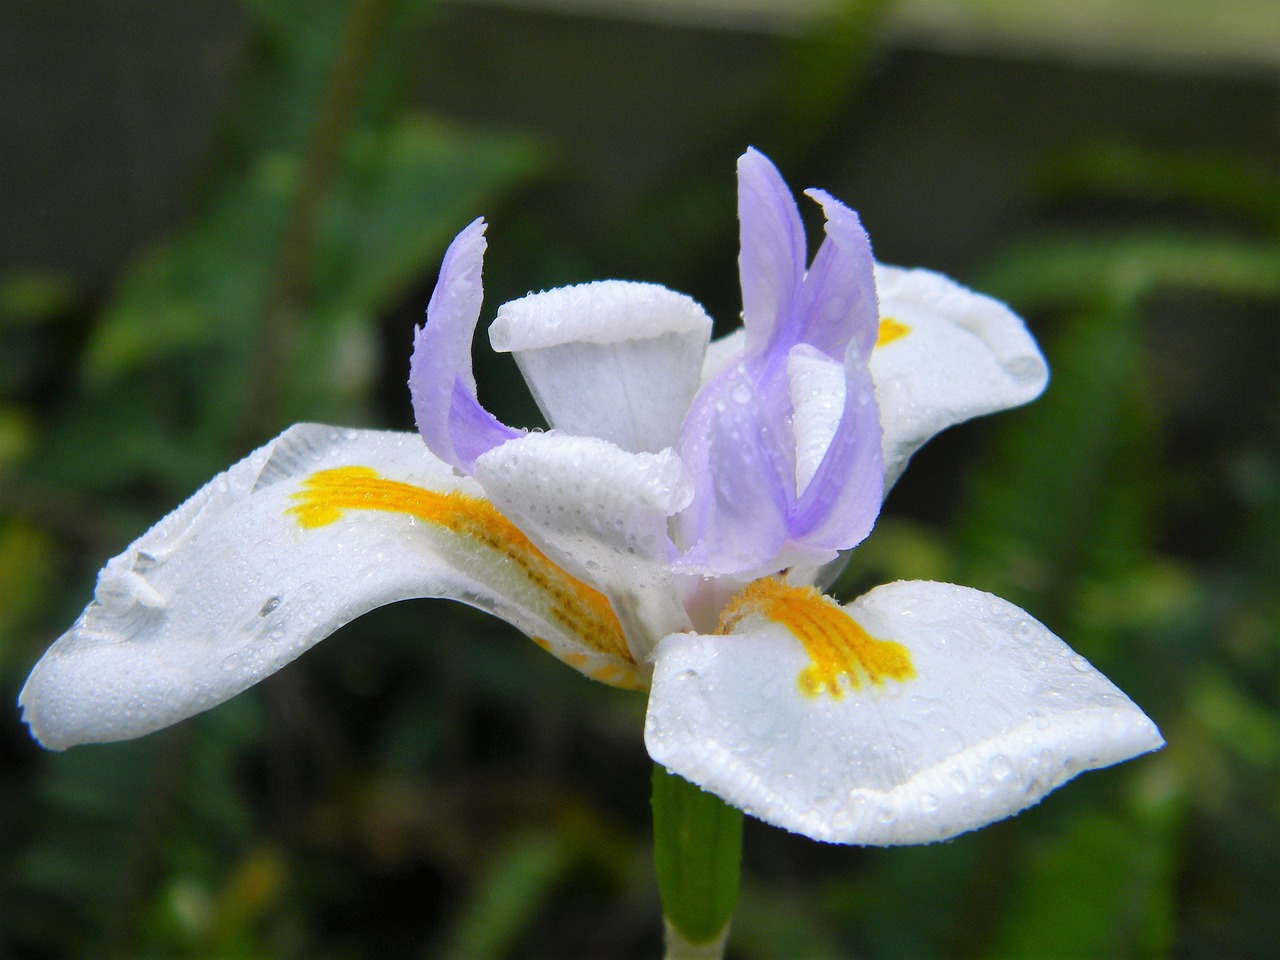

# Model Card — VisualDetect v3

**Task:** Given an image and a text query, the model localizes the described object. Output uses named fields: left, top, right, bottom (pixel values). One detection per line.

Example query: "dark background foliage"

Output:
left=2, top=1, right=1277, bottom=957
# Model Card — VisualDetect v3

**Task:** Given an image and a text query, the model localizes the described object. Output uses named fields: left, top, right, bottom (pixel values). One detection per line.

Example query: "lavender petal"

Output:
left=409, top=218, right=521, bottom=473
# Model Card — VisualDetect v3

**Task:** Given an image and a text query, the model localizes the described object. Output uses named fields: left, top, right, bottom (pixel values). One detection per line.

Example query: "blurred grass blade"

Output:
left=435, top=830, right=575, bottom=960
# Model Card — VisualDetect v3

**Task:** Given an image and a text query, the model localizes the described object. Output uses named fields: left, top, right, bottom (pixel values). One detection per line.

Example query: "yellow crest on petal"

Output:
left=876, top=316, right=911, bottom=348
left=288, top=466, right=641, bottom=688
left=718, top=578, right=914, bottom=699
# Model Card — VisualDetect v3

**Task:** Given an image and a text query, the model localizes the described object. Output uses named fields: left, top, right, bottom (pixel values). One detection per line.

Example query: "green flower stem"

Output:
left=651, top=763, right=744, bottom=959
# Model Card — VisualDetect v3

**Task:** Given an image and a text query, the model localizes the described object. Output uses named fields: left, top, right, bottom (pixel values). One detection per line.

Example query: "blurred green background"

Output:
left=2, top=1, right=1277, bottom=957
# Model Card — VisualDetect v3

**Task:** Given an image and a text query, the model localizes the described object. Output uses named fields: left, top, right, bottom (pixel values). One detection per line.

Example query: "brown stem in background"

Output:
left=236, top=0, right=391, bottom=452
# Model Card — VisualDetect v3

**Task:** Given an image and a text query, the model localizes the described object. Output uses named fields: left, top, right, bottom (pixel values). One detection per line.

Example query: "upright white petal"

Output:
left=474, top=432, right=694, bottom=662
left=489, top=281, right=713, bottom=453
left=21, top=425, right=641, bottom=750
left=787, top=345, right=846, bottom=497
left=871, top=266, right=1048, bottom=487
left=645, top=580, right=1162, bottom=845
left=700, top=328, right=746, bottom=385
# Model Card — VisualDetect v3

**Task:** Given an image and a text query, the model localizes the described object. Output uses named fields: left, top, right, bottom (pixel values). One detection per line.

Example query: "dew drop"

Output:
left=989, top=755, right=1013, bottom=782
left=920, top=793, right=939, bottom=813
left=730, top=383, right=752, bottom=405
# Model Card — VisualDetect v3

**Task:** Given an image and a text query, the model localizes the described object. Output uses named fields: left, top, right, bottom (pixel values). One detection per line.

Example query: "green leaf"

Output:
left=1041, top=143, right=1280, bottom=231
left=982, top=232, right=1280, bottom=312
left=436, top=830, right=575, bottom=960
left=983, top=802, right=1181, bottom=960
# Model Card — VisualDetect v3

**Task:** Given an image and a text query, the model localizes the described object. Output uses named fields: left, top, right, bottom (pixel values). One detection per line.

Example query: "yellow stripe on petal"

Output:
left=876, top=316, right=910, bottom=347
left=719, top=578, right=914, bottom=699
left=288, top=467, right=639, bottom=683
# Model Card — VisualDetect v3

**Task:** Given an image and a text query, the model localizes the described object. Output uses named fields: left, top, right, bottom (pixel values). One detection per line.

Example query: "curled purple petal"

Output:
left=737, top=148, right=806, bottom=358
left=409, top=218, right=521, bottom=473
left=675, top=152, right=886, bottom=574
left=674, top=357, right=794, bottom=574
left=782, top=189, right=884, bottom=549
left=788, top=337, right=883, bottom=549
left=796, top=189, right=879, bottom=360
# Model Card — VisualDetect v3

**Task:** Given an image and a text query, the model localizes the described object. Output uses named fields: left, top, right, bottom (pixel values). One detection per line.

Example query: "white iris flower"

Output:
left=20, top=149, right=1162, bottom=845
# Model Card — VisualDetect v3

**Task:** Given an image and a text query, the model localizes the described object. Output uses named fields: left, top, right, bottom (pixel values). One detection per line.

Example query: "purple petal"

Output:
left=795, top=189, right=879, bottom=360
left=782, top=190, right=883, bottom=548
left=672, top=151, right=810, bottom=574
left=675, top=153, right=886, bottom=574
left=787, top=337, right=884, bottom=549
left=409, top=218, right=521, bottom=473
left=737, top=148, right=805, bottom=357
left=674, top=357, right=794, bottom=575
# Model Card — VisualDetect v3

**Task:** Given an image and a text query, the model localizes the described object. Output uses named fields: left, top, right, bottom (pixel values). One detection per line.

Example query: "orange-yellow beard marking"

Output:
left=288, top=466, right=640, bottom=688
left=876, top=316, right=911, bottom=347
left=718, top=578, right=914, bottom=699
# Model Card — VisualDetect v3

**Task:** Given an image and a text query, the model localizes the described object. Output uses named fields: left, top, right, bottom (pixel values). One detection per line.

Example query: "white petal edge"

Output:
left=490, top=281, right=713, bottom=452
left=871, top=265, right=1048, bottom=487
left=489, top=280, right=712, bottom=351
left=644, top=580, right=1162, bottom=845
left=473, top=432, right=695, bottom=661
left=20, top=425, right=641, bottom=750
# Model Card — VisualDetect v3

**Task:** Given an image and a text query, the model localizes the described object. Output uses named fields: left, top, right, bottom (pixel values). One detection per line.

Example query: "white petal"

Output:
left=872, top=265, right=1048, bottom=487
left=787, top=344, right=846, bottom=496
left=489, top=281, right=713, bottom=453
left=645, top=580, right=1162, bottom=845
left=700, top=328, right=746, bottom=385
left=473, top=432, right=694, bottom=661
left=21, top=425, right=641, bottom=750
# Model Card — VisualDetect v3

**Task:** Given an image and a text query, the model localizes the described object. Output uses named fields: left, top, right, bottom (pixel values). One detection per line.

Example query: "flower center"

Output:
left=717, top=578, right=914, bottom=698
left=288, top=466, right=640, bottom=687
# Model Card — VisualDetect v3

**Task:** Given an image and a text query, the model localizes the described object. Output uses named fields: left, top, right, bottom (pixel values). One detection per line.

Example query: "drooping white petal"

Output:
left=489, top=281, right=713, bottom=453
left=20, top=425, right=642, bottom=750
left=871, top=265, right=1048, bottom=487
left=645, top=580, right=1162, bottom=845
left=473, top=432, right=695, bottom=661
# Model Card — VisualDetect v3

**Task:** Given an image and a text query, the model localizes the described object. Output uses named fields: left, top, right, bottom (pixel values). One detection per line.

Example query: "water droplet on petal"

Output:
left=990, top=755, right=1013, bottom=781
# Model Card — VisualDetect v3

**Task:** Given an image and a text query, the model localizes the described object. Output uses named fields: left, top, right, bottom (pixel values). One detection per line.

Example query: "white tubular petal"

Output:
left=489, top=281, right=713, bottom=453
left=474, top=432, right=695, bottom=661
left=20, top=425, right=642, bottom=750
left=871, top=265, right=1048, bottom=487
left=645, top=580, right=1162, bottom=845
left=787, top=344, right=846, bottom=496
